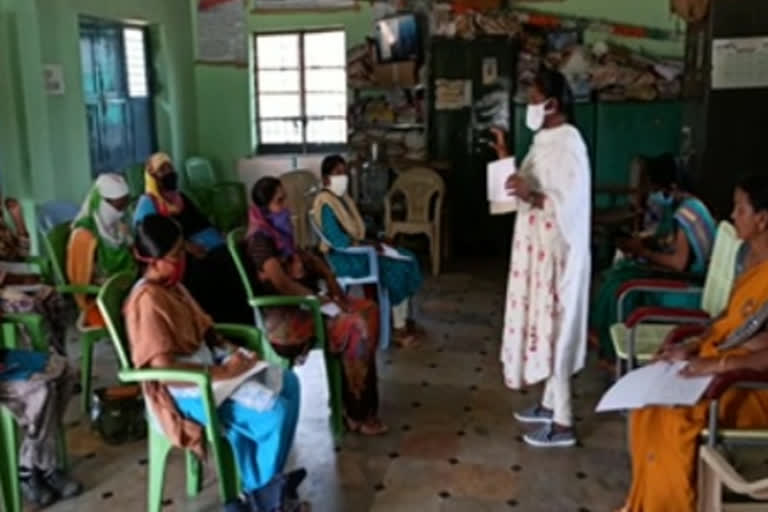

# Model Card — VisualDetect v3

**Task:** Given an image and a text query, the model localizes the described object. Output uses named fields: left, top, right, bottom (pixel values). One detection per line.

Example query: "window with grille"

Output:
left=254, top=29, right=347, bottom=153
left=123, top=27, right=149, bottom=98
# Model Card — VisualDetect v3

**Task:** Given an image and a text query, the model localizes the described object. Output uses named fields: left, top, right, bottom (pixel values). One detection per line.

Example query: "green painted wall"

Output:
left=0, top=0, right=197, bottom=204
left=193, top=4, right=374, bottom=178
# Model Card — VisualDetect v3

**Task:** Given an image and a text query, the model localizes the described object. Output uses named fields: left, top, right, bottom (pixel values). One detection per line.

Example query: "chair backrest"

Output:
left=96, top=272, right=137, bottom=371
left=388, top=167, right=445, bottom=224
left=37, top=201, right=79, bottom=233
left=211, top=182, right=248, bottom=233
left=123, top=163, right=146, bottom=199
left=701, top=221, right=743, bottom=317
left=280, top=170, right=319, bottom=249
left=184, top=157, right=218, bottom=190
left=42, top=223, right=72, bottom=287
left=226, top=227, right=257, bottom=303
left=308, top=212, right=334, bottom=250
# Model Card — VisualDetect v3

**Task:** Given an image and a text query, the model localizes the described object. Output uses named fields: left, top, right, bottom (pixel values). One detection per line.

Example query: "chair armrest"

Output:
left=214, top=323, right=262, bottom=352
left=617, top=279, right=703, bottom=322
left=118, top=368, right=211, bottom=388
left=662, top=323, right=709, bottom=348
left=248, top=295, right=320, bottom=309
left=56, top=284, right=101, bottom=296
left=705, top=369, right=768, bottom=399
left=625, top=306, right=711, bottom=328
left=334, top=245, right=379, bottom=277
left=700, top=446, right=768, bottom=499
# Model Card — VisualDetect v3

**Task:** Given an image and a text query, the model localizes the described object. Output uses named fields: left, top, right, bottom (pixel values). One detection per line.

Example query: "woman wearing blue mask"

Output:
left=244, top=177, right=387, bottom=436
left=590, top=153, right=717, bottom=365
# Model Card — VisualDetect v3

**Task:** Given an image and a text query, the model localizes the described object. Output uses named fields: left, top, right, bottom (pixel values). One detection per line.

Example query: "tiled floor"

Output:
left=44, top=263, right=639, bottom=511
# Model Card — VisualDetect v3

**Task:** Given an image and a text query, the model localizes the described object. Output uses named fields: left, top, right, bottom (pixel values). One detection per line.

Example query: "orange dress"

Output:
left=623, top=259, right=768, bottom=511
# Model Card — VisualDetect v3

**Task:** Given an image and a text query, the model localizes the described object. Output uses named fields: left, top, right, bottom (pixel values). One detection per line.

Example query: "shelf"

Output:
left=351, top=123, right=425, bottom=131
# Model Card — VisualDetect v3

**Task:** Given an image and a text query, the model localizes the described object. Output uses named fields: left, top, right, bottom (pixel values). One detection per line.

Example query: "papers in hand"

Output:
left=487, top=157, right=518, bottom=215
left=596, top=362, right=714, bottom=413
left=212, top=360, right=270, bottom=406
left=320, top=302, right=341, bottom=317
left=381, top=244, right=413, bottom=261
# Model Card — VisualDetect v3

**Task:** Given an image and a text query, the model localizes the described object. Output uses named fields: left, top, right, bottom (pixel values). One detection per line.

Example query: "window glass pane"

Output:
left=258, top=70, right=300, bottom=93
left=256, top=34, right=299, bottom=69
left=303, top=31, right=345, bottom=68
left=123, top=28, right=148, bottom=98
left=260, top=120, right=302, bottom=144
left=305, top=93, right=347, bottom=116
left=306, top=118, right=347, bottom=144
left=305, top=69, right=346, bottom=93
left=258, top=94, right=301, bottom=117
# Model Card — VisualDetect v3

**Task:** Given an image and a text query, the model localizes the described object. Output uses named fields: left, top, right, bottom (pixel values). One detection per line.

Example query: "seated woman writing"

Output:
left=313, top=155, right=423, bottom=347
left=133, top=153, right=250, bottom=325
left=591, top=157, right=717, bottom=362
left=0, top=347, right=81, bottom=507
left=125, top=215, right=308, bottom=512
left=68, top=173, right=136, bottom=329
left=0, top=196, right=68, bottom=355
left=618, top=175, right=768, bottom=512
left=245, top=178, right=387, bottom=436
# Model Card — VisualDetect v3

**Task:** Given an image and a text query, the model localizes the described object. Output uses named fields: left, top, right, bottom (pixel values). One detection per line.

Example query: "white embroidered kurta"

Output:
left=499, top=124, right=591, bottom=389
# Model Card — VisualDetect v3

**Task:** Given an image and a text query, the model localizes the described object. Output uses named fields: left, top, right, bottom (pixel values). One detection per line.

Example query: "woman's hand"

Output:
left=215, top=351, right=259, bottom=380
left=617, top=236, right=644, bottom=256
left=505, top=175, right=531, bottom=201
left=679, top=356, right=719, bottom=378
left=489, top=128, right=509, bottom=159
left=654, top=342, right=696, bottom=363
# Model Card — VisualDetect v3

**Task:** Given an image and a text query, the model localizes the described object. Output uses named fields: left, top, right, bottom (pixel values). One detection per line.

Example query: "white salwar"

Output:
left=497, top=124, right=591, bottom=426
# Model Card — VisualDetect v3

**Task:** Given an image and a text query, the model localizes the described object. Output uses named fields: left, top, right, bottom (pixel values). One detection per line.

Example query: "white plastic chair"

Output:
left=280, top=170, right=319, bottom=249
left=698, top=446, right=768, bottom=511
left=384, top=167, right=445, bottom=276
left=308, top=214, right=391, bottom=350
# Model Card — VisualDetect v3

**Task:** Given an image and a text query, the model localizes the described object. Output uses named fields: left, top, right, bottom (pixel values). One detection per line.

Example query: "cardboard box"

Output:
left=373, top=61, right=417, bottom=88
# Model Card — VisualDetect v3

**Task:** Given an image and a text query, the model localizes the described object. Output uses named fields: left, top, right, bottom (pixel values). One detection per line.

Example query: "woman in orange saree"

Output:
left=619, top=176, right=768, bottom=512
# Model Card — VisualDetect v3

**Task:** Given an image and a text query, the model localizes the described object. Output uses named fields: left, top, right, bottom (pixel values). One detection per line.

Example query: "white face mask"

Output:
left=328, top=175, right=349, bottom=197
left=525, top=101, right=551, bottom=132
left=98, top=200, right=125, bottom=228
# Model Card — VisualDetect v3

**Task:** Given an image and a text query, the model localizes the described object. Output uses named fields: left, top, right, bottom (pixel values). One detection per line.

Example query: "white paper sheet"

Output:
left=381, top=244, right=413, bottom=261
left=712, top=37, right=768, bottom=90
left=487, top=157, right=516, bottom=203
left=596, top=362, right=713, bottom=413
left=212, top=360, right=270, bottom=406
left=320, top=302, right=341, bottom=318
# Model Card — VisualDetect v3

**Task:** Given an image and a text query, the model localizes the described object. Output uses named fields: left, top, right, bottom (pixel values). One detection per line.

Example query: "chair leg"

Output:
left=80, top=335, right=96, bottom=416
left=0, top=409, right=21, bottom=512
left=213, top=438, right=240, bottom=502
left=431, top=229, right=441, bottom=276
left=322, top=351, right=344, bottom=440
left=148, top=428, right=173, bottom=512
left=185, top=450, right=203, bottom=498
left=377, top=286, right=391, bottom=351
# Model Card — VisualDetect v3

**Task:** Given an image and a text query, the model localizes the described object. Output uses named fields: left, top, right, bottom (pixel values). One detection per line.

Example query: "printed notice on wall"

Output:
left=197, top=0, right=248, bottom=65
left=435, top=79, right=472, bottom=110
left=712, top=37, right=768, bottom=90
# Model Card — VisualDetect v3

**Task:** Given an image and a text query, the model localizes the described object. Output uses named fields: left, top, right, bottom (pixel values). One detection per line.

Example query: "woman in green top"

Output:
left=67, top=173, right=136, bottom=327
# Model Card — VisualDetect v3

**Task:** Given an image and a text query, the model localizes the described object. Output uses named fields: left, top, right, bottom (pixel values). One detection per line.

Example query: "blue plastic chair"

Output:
left=308, top=215, right=391, bottom=350
left=36, top=201, right=79, bottom=234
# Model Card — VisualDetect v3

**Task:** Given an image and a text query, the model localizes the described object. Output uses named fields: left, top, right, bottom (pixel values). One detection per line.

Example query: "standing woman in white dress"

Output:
left=491, top=68, right=591, bottom=447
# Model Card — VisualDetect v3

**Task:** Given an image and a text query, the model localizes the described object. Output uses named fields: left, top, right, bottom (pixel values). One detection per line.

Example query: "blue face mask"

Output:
left=649, top=191, right=675, bottom=207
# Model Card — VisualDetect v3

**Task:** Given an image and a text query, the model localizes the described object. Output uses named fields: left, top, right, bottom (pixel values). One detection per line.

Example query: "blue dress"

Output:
left=321, top=205, right=422, bottom=306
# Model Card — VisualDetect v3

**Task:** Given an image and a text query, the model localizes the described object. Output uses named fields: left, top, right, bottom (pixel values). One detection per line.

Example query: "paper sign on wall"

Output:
left=482, top=57, right=498, bottom=85
left=712, top=37, right=768, bottom=90
left=43, top=65, right=65, bottom=95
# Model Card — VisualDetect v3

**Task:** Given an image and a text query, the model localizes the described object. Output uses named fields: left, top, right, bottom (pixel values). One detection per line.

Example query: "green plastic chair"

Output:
left=183, top=157, right=247, bottom=232
left=0, top=323, right=22, bottom=512
left=98, top=272, right=269, bottom=511
left=41, top=223, right=109, bottom=414
left=226, top=227, right=344, bottom=439
left=0, top=320, right=69, bottom=512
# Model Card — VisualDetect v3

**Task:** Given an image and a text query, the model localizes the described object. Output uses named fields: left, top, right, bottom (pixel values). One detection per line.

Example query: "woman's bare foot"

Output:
left=359, top=418, right=388, bottom=436
left=393, top=328, right=418, bottom=348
